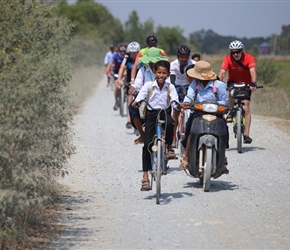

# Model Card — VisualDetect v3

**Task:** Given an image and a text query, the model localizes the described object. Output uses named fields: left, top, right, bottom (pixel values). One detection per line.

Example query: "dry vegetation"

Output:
left=19, top=55, right=290, bottom=249
left=69, top=66, right=104, bottom=112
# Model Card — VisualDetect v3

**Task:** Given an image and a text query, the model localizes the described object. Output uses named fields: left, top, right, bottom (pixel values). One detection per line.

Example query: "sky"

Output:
left=86, top=0, right=290, bottom=39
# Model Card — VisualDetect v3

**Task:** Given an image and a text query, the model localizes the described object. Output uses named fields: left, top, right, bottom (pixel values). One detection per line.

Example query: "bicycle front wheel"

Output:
left=156, top=140, right=162, bottom=204
left=236, top=108, right=243, bottom=153
left=119, top=86, right=124, bottom=117
left=180, top=110, right=188, bottom=155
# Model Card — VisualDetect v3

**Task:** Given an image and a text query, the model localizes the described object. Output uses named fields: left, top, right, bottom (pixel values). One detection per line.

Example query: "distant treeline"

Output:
left=59, top=0, right=290, bottom=55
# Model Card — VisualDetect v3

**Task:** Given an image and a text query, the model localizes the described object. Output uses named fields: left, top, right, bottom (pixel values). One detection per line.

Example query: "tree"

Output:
left=123, top=11, right=144, bottom=44
left=156, top=26, right=184, bottom=55
left=58, top=0, right=123, bottom=43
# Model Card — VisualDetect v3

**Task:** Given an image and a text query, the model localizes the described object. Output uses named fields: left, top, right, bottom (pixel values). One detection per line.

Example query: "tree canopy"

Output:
left=58, top=0, right=290, bottom=55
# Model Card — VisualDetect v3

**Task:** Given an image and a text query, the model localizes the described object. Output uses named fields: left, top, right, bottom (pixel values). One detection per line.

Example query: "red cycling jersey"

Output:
left=221, top=52, right=256, bottom=85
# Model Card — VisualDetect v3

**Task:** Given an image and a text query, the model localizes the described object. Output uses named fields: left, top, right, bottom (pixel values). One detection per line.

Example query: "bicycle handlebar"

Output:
left=137, top=99, right=180, bottom=111
left=226, top=82, right=263, bottom=91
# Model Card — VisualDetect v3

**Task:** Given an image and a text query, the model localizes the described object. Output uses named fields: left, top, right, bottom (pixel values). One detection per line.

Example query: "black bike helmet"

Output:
left=176, top=45, right=191, bottom=56
left=146, top=34, right=158, bottom=45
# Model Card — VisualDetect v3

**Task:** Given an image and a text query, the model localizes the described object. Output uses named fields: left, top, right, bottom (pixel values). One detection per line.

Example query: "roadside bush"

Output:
left=0, top=0, right=75, bottom=247
left=256, top=58, right=278, bottom=85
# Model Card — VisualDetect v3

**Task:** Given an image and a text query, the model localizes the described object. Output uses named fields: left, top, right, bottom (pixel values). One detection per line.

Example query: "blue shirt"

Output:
left=183, top=79, right=228, bottom=106
left=111, top=52, right=124, bottom=74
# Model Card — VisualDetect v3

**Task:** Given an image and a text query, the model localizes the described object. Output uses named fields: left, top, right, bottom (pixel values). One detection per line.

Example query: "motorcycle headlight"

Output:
left=194, top=103, right=218, bottom=112
left=194, top=103, right=228, bottom=114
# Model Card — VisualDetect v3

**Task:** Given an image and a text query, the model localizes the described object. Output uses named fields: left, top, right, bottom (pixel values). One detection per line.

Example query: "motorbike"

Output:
left=187, top=100, right=229, bottom=192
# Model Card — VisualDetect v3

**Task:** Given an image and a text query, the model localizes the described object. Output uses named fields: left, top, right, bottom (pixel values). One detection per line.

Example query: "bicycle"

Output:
left=229, top=82, right=263, bottom=153
left=176, top=86, right=190, bottom=155
left=138, top=100, right=179, bottom=204
left=118, top=81, right=130, bottom=117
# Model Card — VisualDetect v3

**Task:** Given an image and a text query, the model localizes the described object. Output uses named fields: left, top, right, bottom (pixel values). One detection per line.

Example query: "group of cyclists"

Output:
left=103, top=35, right=257, bottom=191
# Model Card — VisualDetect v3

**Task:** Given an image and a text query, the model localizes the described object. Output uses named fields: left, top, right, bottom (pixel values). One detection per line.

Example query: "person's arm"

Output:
left=183, top=82, right=196, bottom=103
left=249, top=67, right=257, bottom=90
left=169, top=84, right=179, bottom=103
left=133, top=67, right=145, bottom=90
left=130, top=59, right=140, bottom=83
left=104, top=52, right=109, bottom=66
left=170, top=74, right=176, bottom=86
left=218, top=69, right=226, bottom=82
left=131, top=81, right=150, bottom=107
left=106, top=61, right=112, bottom=76
left=217, top=81, right=228, bottom=106
left=117, top=64, right=126, bottom=85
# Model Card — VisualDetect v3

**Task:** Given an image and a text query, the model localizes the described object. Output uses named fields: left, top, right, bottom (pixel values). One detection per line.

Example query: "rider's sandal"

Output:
left=134, top=137, right=144, bottom=145
left=179, top=155, right=189, bottom=170
left=243, top=135, right=252, bottom=144
left=167, top=149, right=177, bottom=159
left=140, top=179, right=151, bottom=191
left=126, top=121, right=132, bottom=129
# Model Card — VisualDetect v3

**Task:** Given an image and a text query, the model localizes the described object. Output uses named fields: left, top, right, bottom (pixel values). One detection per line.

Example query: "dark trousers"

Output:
left=142, top=109, right=173, bottom=172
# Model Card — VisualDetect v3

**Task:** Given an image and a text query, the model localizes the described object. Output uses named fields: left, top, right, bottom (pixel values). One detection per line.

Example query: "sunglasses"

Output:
left=231, top=50, right=242, bottom=55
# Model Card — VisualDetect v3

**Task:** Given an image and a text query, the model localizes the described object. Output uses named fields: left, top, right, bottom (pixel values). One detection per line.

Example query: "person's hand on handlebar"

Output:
left=249, top=82, right=257, bottom=91
left=128, top=85, right=135, bottom=95
left=180, top=102, right=191, bottom=109
left=131, top=101, right=138, bottom=108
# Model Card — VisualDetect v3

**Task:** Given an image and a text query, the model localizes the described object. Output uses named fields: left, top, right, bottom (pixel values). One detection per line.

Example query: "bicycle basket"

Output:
left=230, top=83, right=249, bottom=98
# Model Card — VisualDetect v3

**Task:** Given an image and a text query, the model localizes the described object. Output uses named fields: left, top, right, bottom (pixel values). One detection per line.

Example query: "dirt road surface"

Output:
left=50, top=74, right=290, bottom=250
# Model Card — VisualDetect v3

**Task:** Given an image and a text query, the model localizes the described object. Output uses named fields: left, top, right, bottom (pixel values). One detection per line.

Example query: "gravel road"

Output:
left=51, top=73, right=290, bottom=250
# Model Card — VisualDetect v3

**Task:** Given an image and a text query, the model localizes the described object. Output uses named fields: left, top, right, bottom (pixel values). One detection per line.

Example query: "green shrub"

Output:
left=0, top=0, right=75, bottom=246
left=256, top=58, right=278, bottom=85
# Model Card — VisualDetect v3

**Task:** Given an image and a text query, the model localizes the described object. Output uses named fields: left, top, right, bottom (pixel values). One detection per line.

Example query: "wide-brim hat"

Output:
left=187, top=60, right=217, bottom=80
left=138, top=47, right=168, bottom=64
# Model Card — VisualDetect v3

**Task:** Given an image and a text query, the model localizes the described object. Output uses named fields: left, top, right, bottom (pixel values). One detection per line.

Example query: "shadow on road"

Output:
left=49, top=193, right=98, bottom=249
left=144, top=191, right=194, bottom=204
left=184, top=180, right=238, bottom=192
left=226, top=146, right=266, bottom=153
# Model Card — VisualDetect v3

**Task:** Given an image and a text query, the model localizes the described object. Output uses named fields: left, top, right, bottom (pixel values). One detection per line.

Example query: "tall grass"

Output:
left=208, top=55, right=290, bottom=120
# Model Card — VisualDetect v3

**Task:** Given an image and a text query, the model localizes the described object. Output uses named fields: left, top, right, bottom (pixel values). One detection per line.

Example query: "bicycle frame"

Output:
left=232, top=98, right=245, bottom=153
left=178, top=108, right=190, bottom=155
left=138, top=99, right=179, bottom=204
left=151, top=113, right=167, bottom=205
left=229, top=82, right=263, bottom=153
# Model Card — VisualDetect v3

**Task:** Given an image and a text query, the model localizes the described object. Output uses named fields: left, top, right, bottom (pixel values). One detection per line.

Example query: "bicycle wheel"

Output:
left=203, top=146, right=212, bottom=192
left=156, top=140, right=162, bottom=204
left=119, top=86, right=124, bottom=117
left=180, top=110, right=188, bottom=155
left=236, top=108, right=242, bottom=153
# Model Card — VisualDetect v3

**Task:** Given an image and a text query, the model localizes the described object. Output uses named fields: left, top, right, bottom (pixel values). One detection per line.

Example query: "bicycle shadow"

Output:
left=144, top=191, right=194, bottom=204
left=226, top=146, right=266, bottom=153
left=183, top=179, right=238, bottom=192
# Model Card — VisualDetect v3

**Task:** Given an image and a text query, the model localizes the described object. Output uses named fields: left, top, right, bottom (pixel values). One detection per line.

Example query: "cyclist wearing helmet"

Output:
left=106, top=43, right=127, bottom=110
left=117, top=41, right=141, bottom=129
left=104, top=44, right=116, bottom=87
left=130, top=34, right=167, bottom=83
left=218, top=40, right=257, bottom=144
left=170, top=45, right=195, bottom=148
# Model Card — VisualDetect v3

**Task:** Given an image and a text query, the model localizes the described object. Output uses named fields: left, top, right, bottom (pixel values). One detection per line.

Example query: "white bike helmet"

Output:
left=126, top=41, right=140, bottom=53
left=229, top=40, right=244, bottom=50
